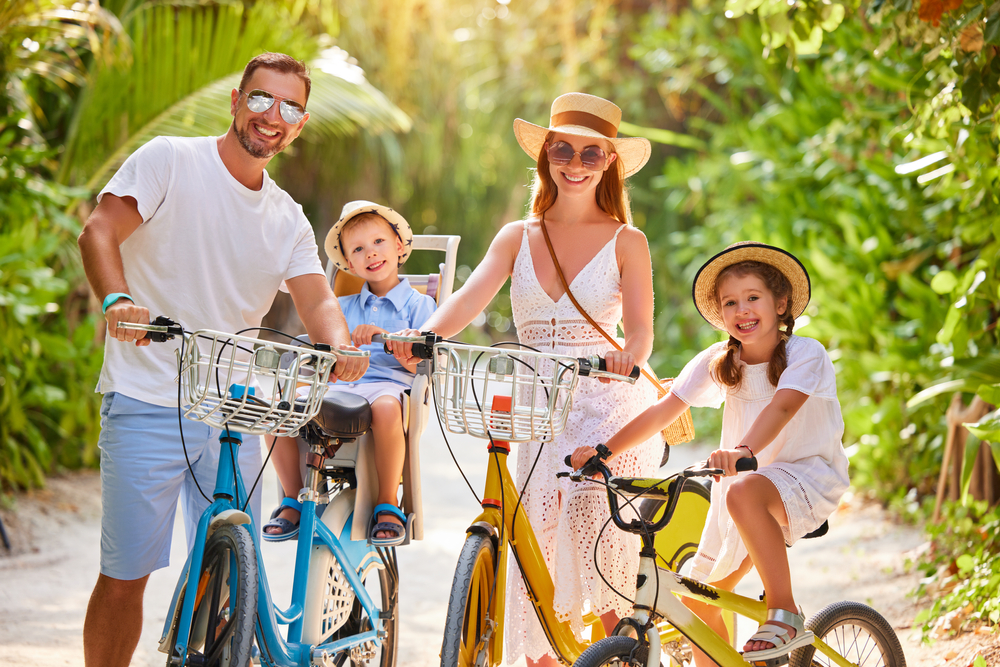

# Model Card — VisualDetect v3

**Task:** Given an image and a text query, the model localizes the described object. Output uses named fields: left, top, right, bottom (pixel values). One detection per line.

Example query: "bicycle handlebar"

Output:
left=557, top=451, right=758, bottom=536
left=376, top=332, right=640, bottom=383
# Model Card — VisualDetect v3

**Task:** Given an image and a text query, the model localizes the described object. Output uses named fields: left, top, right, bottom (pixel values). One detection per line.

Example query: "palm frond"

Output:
left=61, top=2, right=409, bottom=189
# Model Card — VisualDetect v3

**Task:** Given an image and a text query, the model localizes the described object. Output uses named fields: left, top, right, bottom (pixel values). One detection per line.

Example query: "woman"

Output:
left=393, top=93, right=662, bottom=666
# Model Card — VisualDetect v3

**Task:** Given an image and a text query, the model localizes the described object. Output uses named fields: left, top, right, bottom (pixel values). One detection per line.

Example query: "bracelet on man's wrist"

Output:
left=102, top=292, right=134, bottom=314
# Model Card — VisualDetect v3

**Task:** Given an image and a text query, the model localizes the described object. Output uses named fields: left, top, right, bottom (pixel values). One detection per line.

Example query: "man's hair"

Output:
left=239, top=52, right=311, bottom=104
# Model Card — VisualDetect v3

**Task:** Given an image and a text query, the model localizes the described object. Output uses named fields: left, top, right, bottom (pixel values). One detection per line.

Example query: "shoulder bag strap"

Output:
left=538, top=214, right=667, bottom=398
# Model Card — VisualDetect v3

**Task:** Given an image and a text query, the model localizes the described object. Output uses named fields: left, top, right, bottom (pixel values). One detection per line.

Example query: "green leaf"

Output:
left=954, top=356, right=1000, bottom=382
left=956, top=553, right=975, bottom=574
left=930, top=270, right=958, bottom=294
left=976, top=383, right=1000, bottom=405
left=966, top=408, right=1000, bottom=442
left=907, top=379, right=981, bottom=409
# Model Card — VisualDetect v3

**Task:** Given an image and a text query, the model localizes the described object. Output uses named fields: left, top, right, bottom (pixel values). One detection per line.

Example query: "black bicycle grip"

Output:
left=735, top=456, right=758, bottom=472
left=587, top=357, right=642, bottom=379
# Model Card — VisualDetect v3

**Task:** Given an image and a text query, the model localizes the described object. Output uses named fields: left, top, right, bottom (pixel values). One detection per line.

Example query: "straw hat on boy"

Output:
left=324, top=200, right=414, bottom=276
left=513, top=93, right=652, bottom=178
left=692, top=242, right=811, bottom=330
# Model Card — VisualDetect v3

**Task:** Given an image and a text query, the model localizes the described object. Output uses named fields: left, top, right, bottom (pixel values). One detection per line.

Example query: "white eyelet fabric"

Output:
left=504, top=221, right=660, bottom=663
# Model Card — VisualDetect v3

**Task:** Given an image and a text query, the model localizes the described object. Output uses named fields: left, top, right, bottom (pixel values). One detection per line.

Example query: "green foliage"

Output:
left=0, top=108, right=102, bottom=490
left=625, top=0, right=1000, bottom=501
left=914, top=500, right=1000, bottom=633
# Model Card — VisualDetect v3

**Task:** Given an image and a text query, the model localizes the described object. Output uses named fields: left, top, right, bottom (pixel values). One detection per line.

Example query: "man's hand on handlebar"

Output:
left=330, top=344, right=369, bottom=383
left=106, top=301, right=151, bottom=346
left=600, top=350, right=636, bottom=385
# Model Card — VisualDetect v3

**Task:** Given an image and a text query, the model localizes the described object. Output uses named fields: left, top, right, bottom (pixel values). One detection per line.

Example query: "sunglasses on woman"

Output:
left=544, top=141, right=609, bottom=170
left=239, top=89, right=306, bottom=124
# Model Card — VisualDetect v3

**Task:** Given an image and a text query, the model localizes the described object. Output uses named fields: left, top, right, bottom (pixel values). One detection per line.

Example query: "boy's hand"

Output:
left=351, top=324, right=387, bottom=347
left=601, top=350, right=636, bottom=384
left=330, top=344, right=368, bottom=383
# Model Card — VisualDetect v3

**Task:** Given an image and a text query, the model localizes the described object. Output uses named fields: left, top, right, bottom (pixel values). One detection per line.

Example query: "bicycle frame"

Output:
left=466, top=432, right=607, bottom=665
left=159, top=430, right=389, bottom=667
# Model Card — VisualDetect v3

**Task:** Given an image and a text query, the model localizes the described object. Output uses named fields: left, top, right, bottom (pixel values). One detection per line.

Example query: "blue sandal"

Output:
left=368, top=503, right=407, bottom=547
left=263, top=497, right=302, bottom=542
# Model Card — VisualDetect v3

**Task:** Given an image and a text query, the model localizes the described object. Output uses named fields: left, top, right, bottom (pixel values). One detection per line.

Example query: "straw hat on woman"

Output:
left=388, top=92, right=662, bottom=667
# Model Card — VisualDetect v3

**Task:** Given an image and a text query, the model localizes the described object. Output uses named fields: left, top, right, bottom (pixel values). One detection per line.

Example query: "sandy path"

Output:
left=0, top=429, right=945, bottom=666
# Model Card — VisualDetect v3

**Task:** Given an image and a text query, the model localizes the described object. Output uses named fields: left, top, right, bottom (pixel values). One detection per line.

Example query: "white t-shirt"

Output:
left=96, top=136, right=324, bottom=407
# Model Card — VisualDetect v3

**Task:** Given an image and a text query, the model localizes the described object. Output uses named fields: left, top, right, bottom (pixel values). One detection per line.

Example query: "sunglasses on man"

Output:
left=239, top=89, right=306, bottom=124
left=544, top=141, right=610, bottom=171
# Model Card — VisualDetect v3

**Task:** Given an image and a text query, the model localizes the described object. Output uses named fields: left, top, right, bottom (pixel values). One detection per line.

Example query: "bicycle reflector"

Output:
left=489, top=355, right=515, bottom=376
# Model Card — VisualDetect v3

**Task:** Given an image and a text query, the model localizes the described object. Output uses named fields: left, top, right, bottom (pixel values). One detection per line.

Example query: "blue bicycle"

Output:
left=119, top=317, right=397, bottom=667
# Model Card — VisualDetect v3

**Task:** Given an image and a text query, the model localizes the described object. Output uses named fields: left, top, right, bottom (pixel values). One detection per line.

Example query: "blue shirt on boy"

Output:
left=338, top=277, right=436, bottom=387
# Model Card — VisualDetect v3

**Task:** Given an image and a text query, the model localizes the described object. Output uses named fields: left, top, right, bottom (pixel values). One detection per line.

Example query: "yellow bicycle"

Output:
left=381, top=333, right=712, bottom=667
left=566, top=455, right=906, bottom=667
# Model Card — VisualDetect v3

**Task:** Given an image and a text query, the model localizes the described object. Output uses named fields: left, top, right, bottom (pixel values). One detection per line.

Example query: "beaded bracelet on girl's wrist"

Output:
left=736, top=444, right=754, bottom=457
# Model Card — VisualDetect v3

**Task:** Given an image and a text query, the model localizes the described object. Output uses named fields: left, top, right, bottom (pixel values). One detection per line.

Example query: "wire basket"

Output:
left=429, top=342, right=581, bottom=443
left=176, top=330, right=339, bottom=437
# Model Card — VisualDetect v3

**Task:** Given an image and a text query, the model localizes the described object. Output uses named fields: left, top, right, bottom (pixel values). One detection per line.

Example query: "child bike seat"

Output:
left=312, top=391, right=372, bottom=438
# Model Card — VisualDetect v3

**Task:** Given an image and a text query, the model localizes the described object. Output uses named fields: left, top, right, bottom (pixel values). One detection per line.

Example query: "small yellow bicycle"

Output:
left=565, top=454, right=906, bottom=667
left=380, top=333, right=712, bottom=667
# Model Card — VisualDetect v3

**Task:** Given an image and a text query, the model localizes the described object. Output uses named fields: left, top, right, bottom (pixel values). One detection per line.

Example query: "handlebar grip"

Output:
left=594, top=358, right=640, bottom=380
left=735, top=456, right=758, bottom=472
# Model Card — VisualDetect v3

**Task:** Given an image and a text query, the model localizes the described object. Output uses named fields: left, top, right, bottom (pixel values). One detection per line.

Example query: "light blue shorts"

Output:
left=97, top=392, right=263, bottom=580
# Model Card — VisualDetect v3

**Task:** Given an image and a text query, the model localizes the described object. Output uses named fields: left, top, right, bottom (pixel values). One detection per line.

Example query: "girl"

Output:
left=572, top=242, right=850, bottom=664
left=390, top=93, right=662, bottom=666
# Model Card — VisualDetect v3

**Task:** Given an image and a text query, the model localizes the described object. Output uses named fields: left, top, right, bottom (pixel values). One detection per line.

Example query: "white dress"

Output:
left=505, top=221, right=661, bottom=663
left=670, top=335, right=850, bottom=583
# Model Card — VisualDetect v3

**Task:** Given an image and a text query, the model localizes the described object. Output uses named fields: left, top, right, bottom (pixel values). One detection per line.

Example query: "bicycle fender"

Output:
left=466, top=520, right=498, bottom=539
left=207, top=509, right=252, bottom=538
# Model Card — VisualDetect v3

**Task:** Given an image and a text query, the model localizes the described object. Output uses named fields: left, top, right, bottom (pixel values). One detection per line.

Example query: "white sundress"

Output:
left=504, top=221, right=661, bottom=663
left=670, top=335, right=851, bottom=584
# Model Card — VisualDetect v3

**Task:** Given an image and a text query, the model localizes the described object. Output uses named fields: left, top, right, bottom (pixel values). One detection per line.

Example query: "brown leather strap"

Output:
left=538, top=214, right=666, bottom=398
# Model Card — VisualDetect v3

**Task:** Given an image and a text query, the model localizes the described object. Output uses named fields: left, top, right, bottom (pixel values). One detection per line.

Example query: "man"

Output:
left=77, top=52, right=367, bottom=667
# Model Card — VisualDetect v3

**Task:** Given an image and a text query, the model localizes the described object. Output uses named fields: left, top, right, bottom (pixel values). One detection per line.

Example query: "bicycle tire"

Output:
left=165, top=523, right=258, bottom=667
left=440, top=533, right=498, bottom=667
left=790, top=601, right=906, bottom=667
left=340, top=561, right=399, bottom=667
left=574, top=636, right=648, bottom=667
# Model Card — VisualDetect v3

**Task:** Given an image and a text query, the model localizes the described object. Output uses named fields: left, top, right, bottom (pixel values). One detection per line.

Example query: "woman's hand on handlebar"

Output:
left=600, top=350, right=636, bottom=384
left=384, top=328, right=423, bottom=363
left=706, top=446, right=755, bottom=481
left=570, top=445, right=605, bottom=471
left=330, top=344, right=369, bottom=383
left=106, top=301, right=151, bottom=346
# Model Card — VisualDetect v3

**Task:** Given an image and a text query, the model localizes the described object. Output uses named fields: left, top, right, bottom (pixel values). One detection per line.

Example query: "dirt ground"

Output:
left=1, top=433, right=998, bottom=667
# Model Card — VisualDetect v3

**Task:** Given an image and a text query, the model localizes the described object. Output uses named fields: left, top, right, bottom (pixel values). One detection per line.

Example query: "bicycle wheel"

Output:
left=790, top=601, right=906, bottom=667
left=165, top=523, right=258, bottom=667
left=440, top=533, right=498, bottom=667
left=574, top=636, right=648, bottom=667
left=341, top=558, right=399, bottom=667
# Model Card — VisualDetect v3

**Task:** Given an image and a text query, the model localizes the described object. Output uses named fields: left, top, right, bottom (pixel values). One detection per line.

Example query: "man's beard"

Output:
left=234, top=121, right=288, bottom=159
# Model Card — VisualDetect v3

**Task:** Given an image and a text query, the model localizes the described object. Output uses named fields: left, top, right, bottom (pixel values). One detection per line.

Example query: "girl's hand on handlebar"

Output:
left=106, top=301, right=151, bottom=346
left=706, top=446, right=754, bottom=481
left=331, top=344, right=369, bottom=382
left=351, top=324, right=387, bottom=347
left=601, top=350, right=636, bottom=384
left=570, top=445, right=606, bottom=471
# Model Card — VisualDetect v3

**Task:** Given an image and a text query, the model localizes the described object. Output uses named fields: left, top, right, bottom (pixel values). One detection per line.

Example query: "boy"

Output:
left=265, top=201, right=436, bottom=546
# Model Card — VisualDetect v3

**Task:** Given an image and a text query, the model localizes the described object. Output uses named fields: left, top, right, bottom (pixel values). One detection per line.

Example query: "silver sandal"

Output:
left=742, top=607, right=815, bottom=663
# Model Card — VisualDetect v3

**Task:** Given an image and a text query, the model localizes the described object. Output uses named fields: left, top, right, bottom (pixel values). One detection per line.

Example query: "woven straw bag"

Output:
left=539, top=216, right=695, bottom=448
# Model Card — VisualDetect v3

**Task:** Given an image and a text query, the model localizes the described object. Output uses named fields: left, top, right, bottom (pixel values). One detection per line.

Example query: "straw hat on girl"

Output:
left=692, top=241, right=812, bottom=331
left=513, top=92, right=652, bottom=177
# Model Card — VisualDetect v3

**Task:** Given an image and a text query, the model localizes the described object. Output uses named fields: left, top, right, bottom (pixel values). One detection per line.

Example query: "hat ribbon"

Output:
left=550, top=110, right=618, bottom=138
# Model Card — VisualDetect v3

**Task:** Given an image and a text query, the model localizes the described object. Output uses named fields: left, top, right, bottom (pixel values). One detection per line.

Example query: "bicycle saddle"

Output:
left=311, top=391, right=372, bottom=438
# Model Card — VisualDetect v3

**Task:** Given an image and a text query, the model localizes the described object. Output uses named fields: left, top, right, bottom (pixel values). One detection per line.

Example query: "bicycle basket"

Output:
left=429, top=342, right=580, bottom=442
left=177, top=330, right=338, bottom=437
